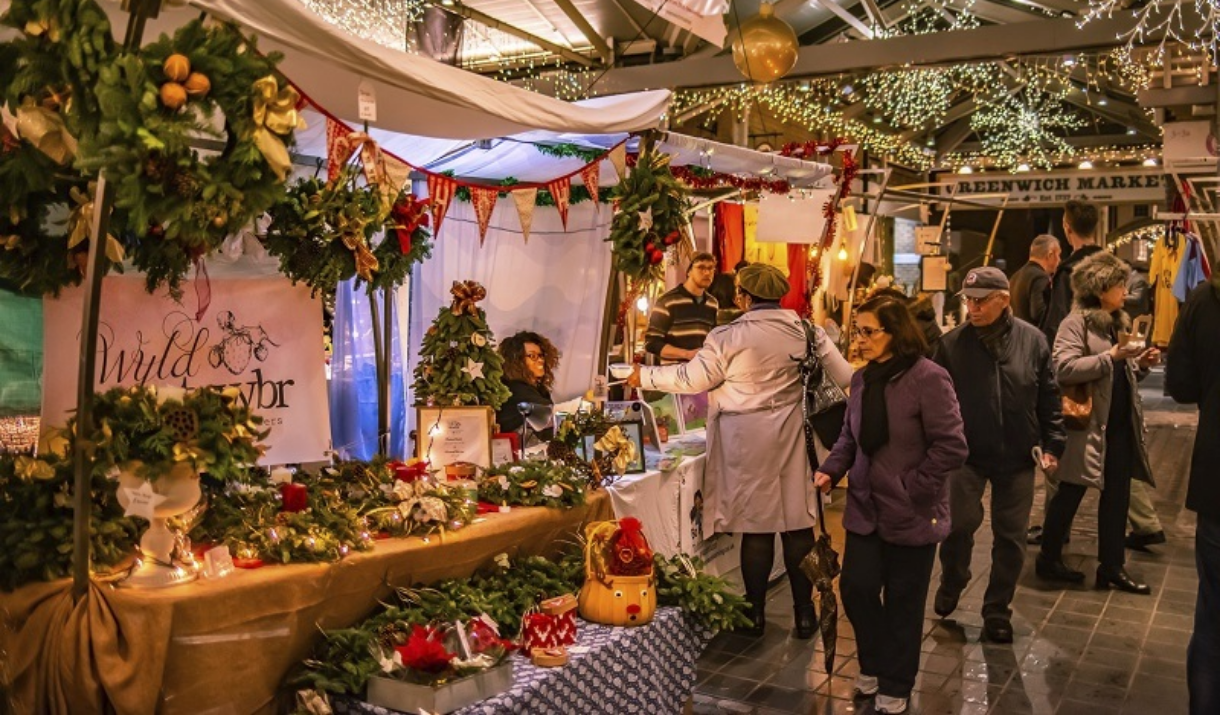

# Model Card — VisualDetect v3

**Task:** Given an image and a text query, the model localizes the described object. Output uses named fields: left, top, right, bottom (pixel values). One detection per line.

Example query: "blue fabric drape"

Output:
left=328, top=279, right=407, bottom=460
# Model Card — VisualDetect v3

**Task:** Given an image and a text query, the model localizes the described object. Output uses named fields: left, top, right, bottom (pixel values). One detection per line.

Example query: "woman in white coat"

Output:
left=628, top=264, right=853, bottom=638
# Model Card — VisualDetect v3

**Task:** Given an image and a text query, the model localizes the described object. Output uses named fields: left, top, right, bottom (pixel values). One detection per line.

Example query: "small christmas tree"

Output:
left=412, top=280, right=511, bottom=409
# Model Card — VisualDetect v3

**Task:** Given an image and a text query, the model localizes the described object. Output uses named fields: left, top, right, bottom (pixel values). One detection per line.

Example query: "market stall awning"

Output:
left=125, top=0, right=671, bottom=139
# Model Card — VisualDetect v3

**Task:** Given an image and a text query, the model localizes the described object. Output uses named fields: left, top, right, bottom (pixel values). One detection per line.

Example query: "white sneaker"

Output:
left=875, top=694, right=909, bottom=714
left=853, top=674, right=879, bottom=697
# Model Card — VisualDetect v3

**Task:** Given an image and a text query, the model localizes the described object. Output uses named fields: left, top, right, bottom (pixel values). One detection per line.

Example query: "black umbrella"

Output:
left=800, top=495, right=841, bottom=673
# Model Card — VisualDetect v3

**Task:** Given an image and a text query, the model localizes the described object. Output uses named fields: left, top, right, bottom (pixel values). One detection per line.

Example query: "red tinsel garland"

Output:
left=624, top=153, right=791, bottom=195
left=779, top=138, right=849, bottom=160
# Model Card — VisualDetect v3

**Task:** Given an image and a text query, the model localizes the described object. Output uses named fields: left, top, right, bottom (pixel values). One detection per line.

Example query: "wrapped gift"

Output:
left=541, top=594, right=578, bottom=646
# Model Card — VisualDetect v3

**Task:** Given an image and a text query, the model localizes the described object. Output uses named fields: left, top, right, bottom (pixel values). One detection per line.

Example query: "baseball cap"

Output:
left=958, top=266, right=1010, bottom=298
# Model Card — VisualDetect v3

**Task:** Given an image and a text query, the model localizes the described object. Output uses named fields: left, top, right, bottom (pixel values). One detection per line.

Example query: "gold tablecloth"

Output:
left=0, top=493, right=612, bottom=715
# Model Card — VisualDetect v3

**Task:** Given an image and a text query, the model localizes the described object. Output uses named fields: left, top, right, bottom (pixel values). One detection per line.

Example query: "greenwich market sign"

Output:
left=940, top=169, right=1166, bottom=207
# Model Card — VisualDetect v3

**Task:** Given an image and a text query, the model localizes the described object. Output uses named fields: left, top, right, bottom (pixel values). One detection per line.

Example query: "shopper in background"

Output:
left=496, top=331, right=560, bottom=441
left=629, top=264, right=852, bottom=641
left=710, top=259, right=750, bottom=325
left=1165, top=275, right=1220, bottom=715
left=644, top=252, right=719, bottom=363
left=932, top=267, right=1066, bottom=644
left=1010, top=234, right=1061, bottom=328
left=867, top=286, right=943, bottom=356
left=814, top=297, right=967, bottom=715
left=1037, top=251, right=1159, bottom=594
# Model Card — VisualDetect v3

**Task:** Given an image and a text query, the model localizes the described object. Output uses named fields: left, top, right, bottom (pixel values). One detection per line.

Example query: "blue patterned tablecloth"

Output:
left=333, top=607, right=711, bottom=715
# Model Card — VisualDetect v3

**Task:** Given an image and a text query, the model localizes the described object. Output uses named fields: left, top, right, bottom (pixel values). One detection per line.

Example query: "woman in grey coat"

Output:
left=1037, top=251, right=1161, bottom=594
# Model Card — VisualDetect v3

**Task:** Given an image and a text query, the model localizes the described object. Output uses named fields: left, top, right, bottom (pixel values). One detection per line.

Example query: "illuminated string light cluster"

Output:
left=1080, top=0, right=1220, bottom=60
left=940, top=144, right=1162, bottom=172
left=300, top=0, right=426, bottom=50
left=969, top=87, right=1085, bottom=170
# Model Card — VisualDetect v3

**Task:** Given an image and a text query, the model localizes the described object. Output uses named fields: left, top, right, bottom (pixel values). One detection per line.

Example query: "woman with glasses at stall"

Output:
left=496, top=331, right=560, bottom=441
left=814, top=297, right=968, bottom=715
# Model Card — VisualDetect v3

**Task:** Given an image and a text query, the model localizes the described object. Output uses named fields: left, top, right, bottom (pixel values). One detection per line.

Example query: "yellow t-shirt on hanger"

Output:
left=1149, top=238, right=1184, bottom=346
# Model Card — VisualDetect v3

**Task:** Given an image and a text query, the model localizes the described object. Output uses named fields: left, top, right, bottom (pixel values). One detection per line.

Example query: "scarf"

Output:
left=975, top=309, right=1014, bottom=360
left=859, top=355, right=917, bottom=456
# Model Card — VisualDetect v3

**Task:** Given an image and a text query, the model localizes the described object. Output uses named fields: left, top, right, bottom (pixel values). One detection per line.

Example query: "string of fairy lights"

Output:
left=1080, top=0, right=1220, bottom=61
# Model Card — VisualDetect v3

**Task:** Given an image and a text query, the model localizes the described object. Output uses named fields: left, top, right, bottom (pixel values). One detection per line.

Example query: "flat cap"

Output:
left=737, top=263, right=789, bottom=301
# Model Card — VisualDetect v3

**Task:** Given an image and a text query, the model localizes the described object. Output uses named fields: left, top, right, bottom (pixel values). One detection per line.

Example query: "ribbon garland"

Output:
left=449, top=280, right=487, bottom=317
left=252, top=75, right=306, bottom=182
left=594, top=425, right=637, bottom=476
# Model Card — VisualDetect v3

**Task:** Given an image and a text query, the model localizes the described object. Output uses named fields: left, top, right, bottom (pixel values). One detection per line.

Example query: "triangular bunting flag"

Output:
left=326, top=118, right=349, bottom=182
left=608, top=143, right=628, bottom=182
left=512, top=188, right=538, bottom=244
left=471, top=186, right=498, bottom=245
left=384, top=155, right=413, bottom=200
left=426, top=173, right=458, bottom=236
left=580, top=163, right=600, bottom=207
left=548, top=178, right=571, bottom=230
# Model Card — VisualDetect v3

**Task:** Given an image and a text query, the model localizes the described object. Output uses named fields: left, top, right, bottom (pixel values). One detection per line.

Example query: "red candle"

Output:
left=280, top=483, right=309, bottom=513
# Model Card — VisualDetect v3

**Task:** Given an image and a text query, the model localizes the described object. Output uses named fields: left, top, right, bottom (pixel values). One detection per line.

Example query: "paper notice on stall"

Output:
left=357, top=80, right=377, bottom=122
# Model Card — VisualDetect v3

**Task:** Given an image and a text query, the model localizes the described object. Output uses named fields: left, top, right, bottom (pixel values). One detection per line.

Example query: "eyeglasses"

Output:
left=852, top=326, right=887, bottom=339
left=964, top=293, right=1000, bottom=307
left=524, top=353, right=545, bottom=362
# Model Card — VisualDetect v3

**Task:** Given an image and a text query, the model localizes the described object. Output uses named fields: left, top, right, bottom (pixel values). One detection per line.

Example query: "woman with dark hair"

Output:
left=1037, top=251, right=1160, bottom=594
left=496, top=331, right=560, bottom=441
left=814, top=297, right=968, bottom=715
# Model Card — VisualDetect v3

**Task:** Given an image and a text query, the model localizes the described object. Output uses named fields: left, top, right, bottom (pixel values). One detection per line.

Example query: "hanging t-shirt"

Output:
left=1149, top=235, right=1185, bottom=345
left=1174, top=233, right=1210, bottom=302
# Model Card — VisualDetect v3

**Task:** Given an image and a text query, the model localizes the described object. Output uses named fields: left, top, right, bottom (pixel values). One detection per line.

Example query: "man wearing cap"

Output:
left=627, top=263, right=853, bottom=640
left=644, top=252, right=719, bottom=363
left=931, top=266, right=1067, bottom=643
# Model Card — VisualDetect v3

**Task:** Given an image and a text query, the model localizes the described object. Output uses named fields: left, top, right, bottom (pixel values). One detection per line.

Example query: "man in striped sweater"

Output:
left=644, top=252, right=719, bottom=363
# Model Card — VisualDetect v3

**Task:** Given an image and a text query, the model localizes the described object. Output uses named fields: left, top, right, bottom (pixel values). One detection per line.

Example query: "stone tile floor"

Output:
left=693, top=370, right=1199, bottom=715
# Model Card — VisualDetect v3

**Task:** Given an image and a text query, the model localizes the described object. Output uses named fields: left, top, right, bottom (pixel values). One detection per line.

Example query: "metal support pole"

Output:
left=380, top=287, right=393, bottom=456
left=369, top=293, right=386, bottom=456
left=73, top=0, right=162, bottom=602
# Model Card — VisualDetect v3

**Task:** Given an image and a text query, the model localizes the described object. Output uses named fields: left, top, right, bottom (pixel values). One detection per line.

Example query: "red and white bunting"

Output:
left=325, top=118, right=349, bottom=182
left=471, top=186, right=499, bottom=245
left=607, top=144, right=628, bottom=183
left=512, top=188, right=538, bottom=244
left=580, top=163, right=600, bottom=207
left=427, top=174, right=458, bottom=236
left=547, top=178, right=571, bottom=230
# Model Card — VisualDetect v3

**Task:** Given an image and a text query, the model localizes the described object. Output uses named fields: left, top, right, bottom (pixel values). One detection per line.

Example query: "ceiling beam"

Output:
left=858, top=0, right=888, bottom=30
left=436, top=1, right=597, bottom=67
left=967, top=0, right=1047, bottom=25
left=549, top=0, right=613, bottom=62
left=936, top=116, right=976, bottom=158
left=591, top=15, right=1182, bottom=92
left=813, top=0, right=875, bottom=38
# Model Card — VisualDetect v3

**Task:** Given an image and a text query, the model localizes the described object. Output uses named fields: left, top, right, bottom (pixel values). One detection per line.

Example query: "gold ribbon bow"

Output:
left=67, top=183, right=125, bottom=264
left=15, top=96, right=76, bottom=165
left=595, top=425, right=637, bottom=476
left=333, top=132, right=397, bottom=215
left=14, top=455, right=55, bottom=481
left=449, top=280, right=487, bottom=317
left=332, top=204, right=379, bottom=282
left=252, top=75, right=305, bottom=182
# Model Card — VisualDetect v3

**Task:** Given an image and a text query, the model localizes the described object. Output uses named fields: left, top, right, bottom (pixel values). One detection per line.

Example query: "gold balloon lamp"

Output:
left=731, top=3, right=799, bottom=84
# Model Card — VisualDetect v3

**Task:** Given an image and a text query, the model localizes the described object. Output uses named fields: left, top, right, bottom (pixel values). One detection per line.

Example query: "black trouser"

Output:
left=938, top=465, right=1035, bottom=621
left=740, top=530, right=816, bottom=612
left=841, top=531, right=936, bottom=699
left=1040, top=429, right=1134, bottom=570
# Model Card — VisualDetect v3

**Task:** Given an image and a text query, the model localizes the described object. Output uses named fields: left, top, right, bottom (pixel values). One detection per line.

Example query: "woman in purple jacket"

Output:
left=814, top=297, right=968, bottom=715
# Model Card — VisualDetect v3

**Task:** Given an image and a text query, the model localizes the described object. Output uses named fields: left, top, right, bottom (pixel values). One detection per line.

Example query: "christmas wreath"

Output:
left=606, top=137, right=690, bottom=284
left=262, top=168, right=432, bottom=296
left=78, top=18, right=302, bottom=296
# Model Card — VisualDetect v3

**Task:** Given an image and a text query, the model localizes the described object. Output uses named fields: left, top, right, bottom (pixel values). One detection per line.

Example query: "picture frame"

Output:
left=920, top=255, right=950, bottom=292
left=605, top=400, right=663, bottom=450
left=416, top=406, right=495, bottom=469
left=676, top=393, right=709, bottom=432
left=491, top=433, right=519, bottom=465
left=577, top=422, right=646, bottom=474
left=647, top=393, right=684, bottom=436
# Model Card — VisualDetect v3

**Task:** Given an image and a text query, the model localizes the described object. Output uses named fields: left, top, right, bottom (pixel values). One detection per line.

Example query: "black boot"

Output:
left=794, top=604, right=816, bottom=640
left=1096, top=566, right=1151, bottom=595
left=1036, top=555, right=1085, bottom=583
left=736, top=602, right=766, bottom=637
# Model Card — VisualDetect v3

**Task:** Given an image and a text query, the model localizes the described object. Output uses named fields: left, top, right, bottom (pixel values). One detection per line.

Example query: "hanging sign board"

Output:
left=938, top=169, right=1165, bottom=207
left=754, top=189, right=835, bottom=244
left=1163, top=120, right=1216, bottom=167
left=42, top=275, right=330, bottom=465
left=915, top=226, right=942, bottom=255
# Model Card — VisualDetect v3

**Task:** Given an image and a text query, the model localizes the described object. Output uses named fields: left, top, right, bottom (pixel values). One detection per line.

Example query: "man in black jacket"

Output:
left=1041, top=200, right=1102, bottom=345
left=1010, top=234, right=1060, bottom=327
left=932, top=267, right=1067, bottom=643
left=1166, top=277, right=1220, bottom=715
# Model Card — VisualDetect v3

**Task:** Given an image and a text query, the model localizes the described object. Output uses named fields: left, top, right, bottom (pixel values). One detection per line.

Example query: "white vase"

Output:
left=116, top=461, right=202, bottom=588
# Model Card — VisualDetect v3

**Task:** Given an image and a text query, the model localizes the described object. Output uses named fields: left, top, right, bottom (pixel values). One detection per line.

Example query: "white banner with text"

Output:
left=43, top=275, right=329, bottom=465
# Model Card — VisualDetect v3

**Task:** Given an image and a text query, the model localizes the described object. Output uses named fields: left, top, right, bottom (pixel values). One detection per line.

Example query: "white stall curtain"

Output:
left=407, top=195, right=614, bottom=436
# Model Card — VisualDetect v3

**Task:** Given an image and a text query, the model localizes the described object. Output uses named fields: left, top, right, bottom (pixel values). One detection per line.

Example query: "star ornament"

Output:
left=637, top=208, right=653, bottom=231
left=461, top=358, right=485, bottom=381
left=123, top=480, right=168, bottom=521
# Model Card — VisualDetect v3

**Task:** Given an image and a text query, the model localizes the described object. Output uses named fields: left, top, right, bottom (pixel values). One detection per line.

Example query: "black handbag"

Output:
left=797, top=321, right=848, bottom=451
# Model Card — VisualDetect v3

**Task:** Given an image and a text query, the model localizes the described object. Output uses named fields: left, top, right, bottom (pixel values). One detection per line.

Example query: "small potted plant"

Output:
left=67, top=384, right=268, bottom=587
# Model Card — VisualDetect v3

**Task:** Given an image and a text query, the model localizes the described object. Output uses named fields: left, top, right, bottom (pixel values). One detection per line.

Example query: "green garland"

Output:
left=78, top=18, right=297, bottom=297
left=452, top=180, right=613, bottom=206
left=533, top=142, right=606, bottom=163
left=607, top=139, right=691, bottom=284
left=262, top=170, right=432, bottom=297
left=652, top=553, right=751, bottom=633
left=0, top=451, right=140, bottom=591
left=479, top=459, right=587, bottom=509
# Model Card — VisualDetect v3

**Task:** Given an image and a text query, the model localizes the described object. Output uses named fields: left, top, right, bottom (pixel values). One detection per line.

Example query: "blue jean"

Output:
left=1191, top=514, right=1220, bottom=715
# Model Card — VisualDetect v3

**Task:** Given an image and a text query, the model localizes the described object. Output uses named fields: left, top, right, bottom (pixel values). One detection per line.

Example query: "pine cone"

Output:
left=173, top=171, right=200, bottom=198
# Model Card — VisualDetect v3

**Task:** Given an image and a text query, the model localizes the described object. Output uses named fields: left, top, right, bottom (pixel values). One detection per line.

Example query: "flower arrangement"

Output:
left=479, top=459, right=586, bottom=509
left=377, top=617, right=513, bottom=686
left=68, top=385, right=268, bottom=484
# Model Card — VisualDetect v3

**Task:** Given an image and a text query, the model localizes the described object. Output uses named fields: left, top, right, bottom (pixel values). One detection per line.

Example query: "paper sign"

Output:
left=916, top=226, right=942, bottom=255
left=122, top=481, right=167, bottom=520
left=358, top=80, right=377, bottom=122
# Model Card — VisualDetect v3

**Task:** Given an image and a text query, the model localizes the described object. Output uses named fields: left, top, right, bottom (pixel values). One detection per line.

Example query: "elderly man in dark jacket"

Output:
left=932, top=266, right=1067, bottom=644
left=1166, top=276, right=1220, bottom=715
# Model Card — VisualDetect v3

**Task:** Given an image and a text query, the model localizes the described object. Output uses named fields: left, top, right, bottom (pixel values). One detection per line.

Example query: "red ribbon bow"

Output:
left=391, top=195, right=431, bottom=255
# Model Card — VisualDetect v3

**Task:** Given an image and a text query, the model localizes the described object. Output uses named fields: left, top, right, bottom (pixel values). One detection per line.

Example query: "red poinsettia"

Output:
left=391, top=195, right=432, bottom=255
left=468, top=616, right=512, bottom=654
left=395, top=625, right=455, bottom=674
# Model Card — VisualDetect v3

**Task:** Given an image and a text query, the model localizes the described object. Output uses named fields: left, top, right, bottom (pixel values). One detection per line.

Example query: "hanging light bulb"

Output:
left=957, top=166, right=973, bottom=174
left=1016, top=163, right=1031, bottom=173
left=1142, top=157, right=1158, bottom=167
left=837, top=246, right=848, bottom=261
left=636, top=295, right=650, bottom=313
left=1078, top=160, right=1094, bottom=170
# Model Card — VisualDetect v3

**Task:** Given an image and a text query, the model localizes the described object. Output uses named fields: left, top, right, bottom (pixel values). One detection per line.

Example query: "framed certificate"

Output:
left=920, top=255, right=950, bottom=292
left=416, top=406, right=495, bottom=468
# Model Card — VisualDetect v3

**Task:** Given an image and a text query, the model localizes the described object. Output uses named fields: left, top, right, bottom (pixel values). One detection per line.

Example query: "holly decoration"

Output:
left=607, top=136, right=690, bottom=284
left=411, top=281, right=511, bottom=410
